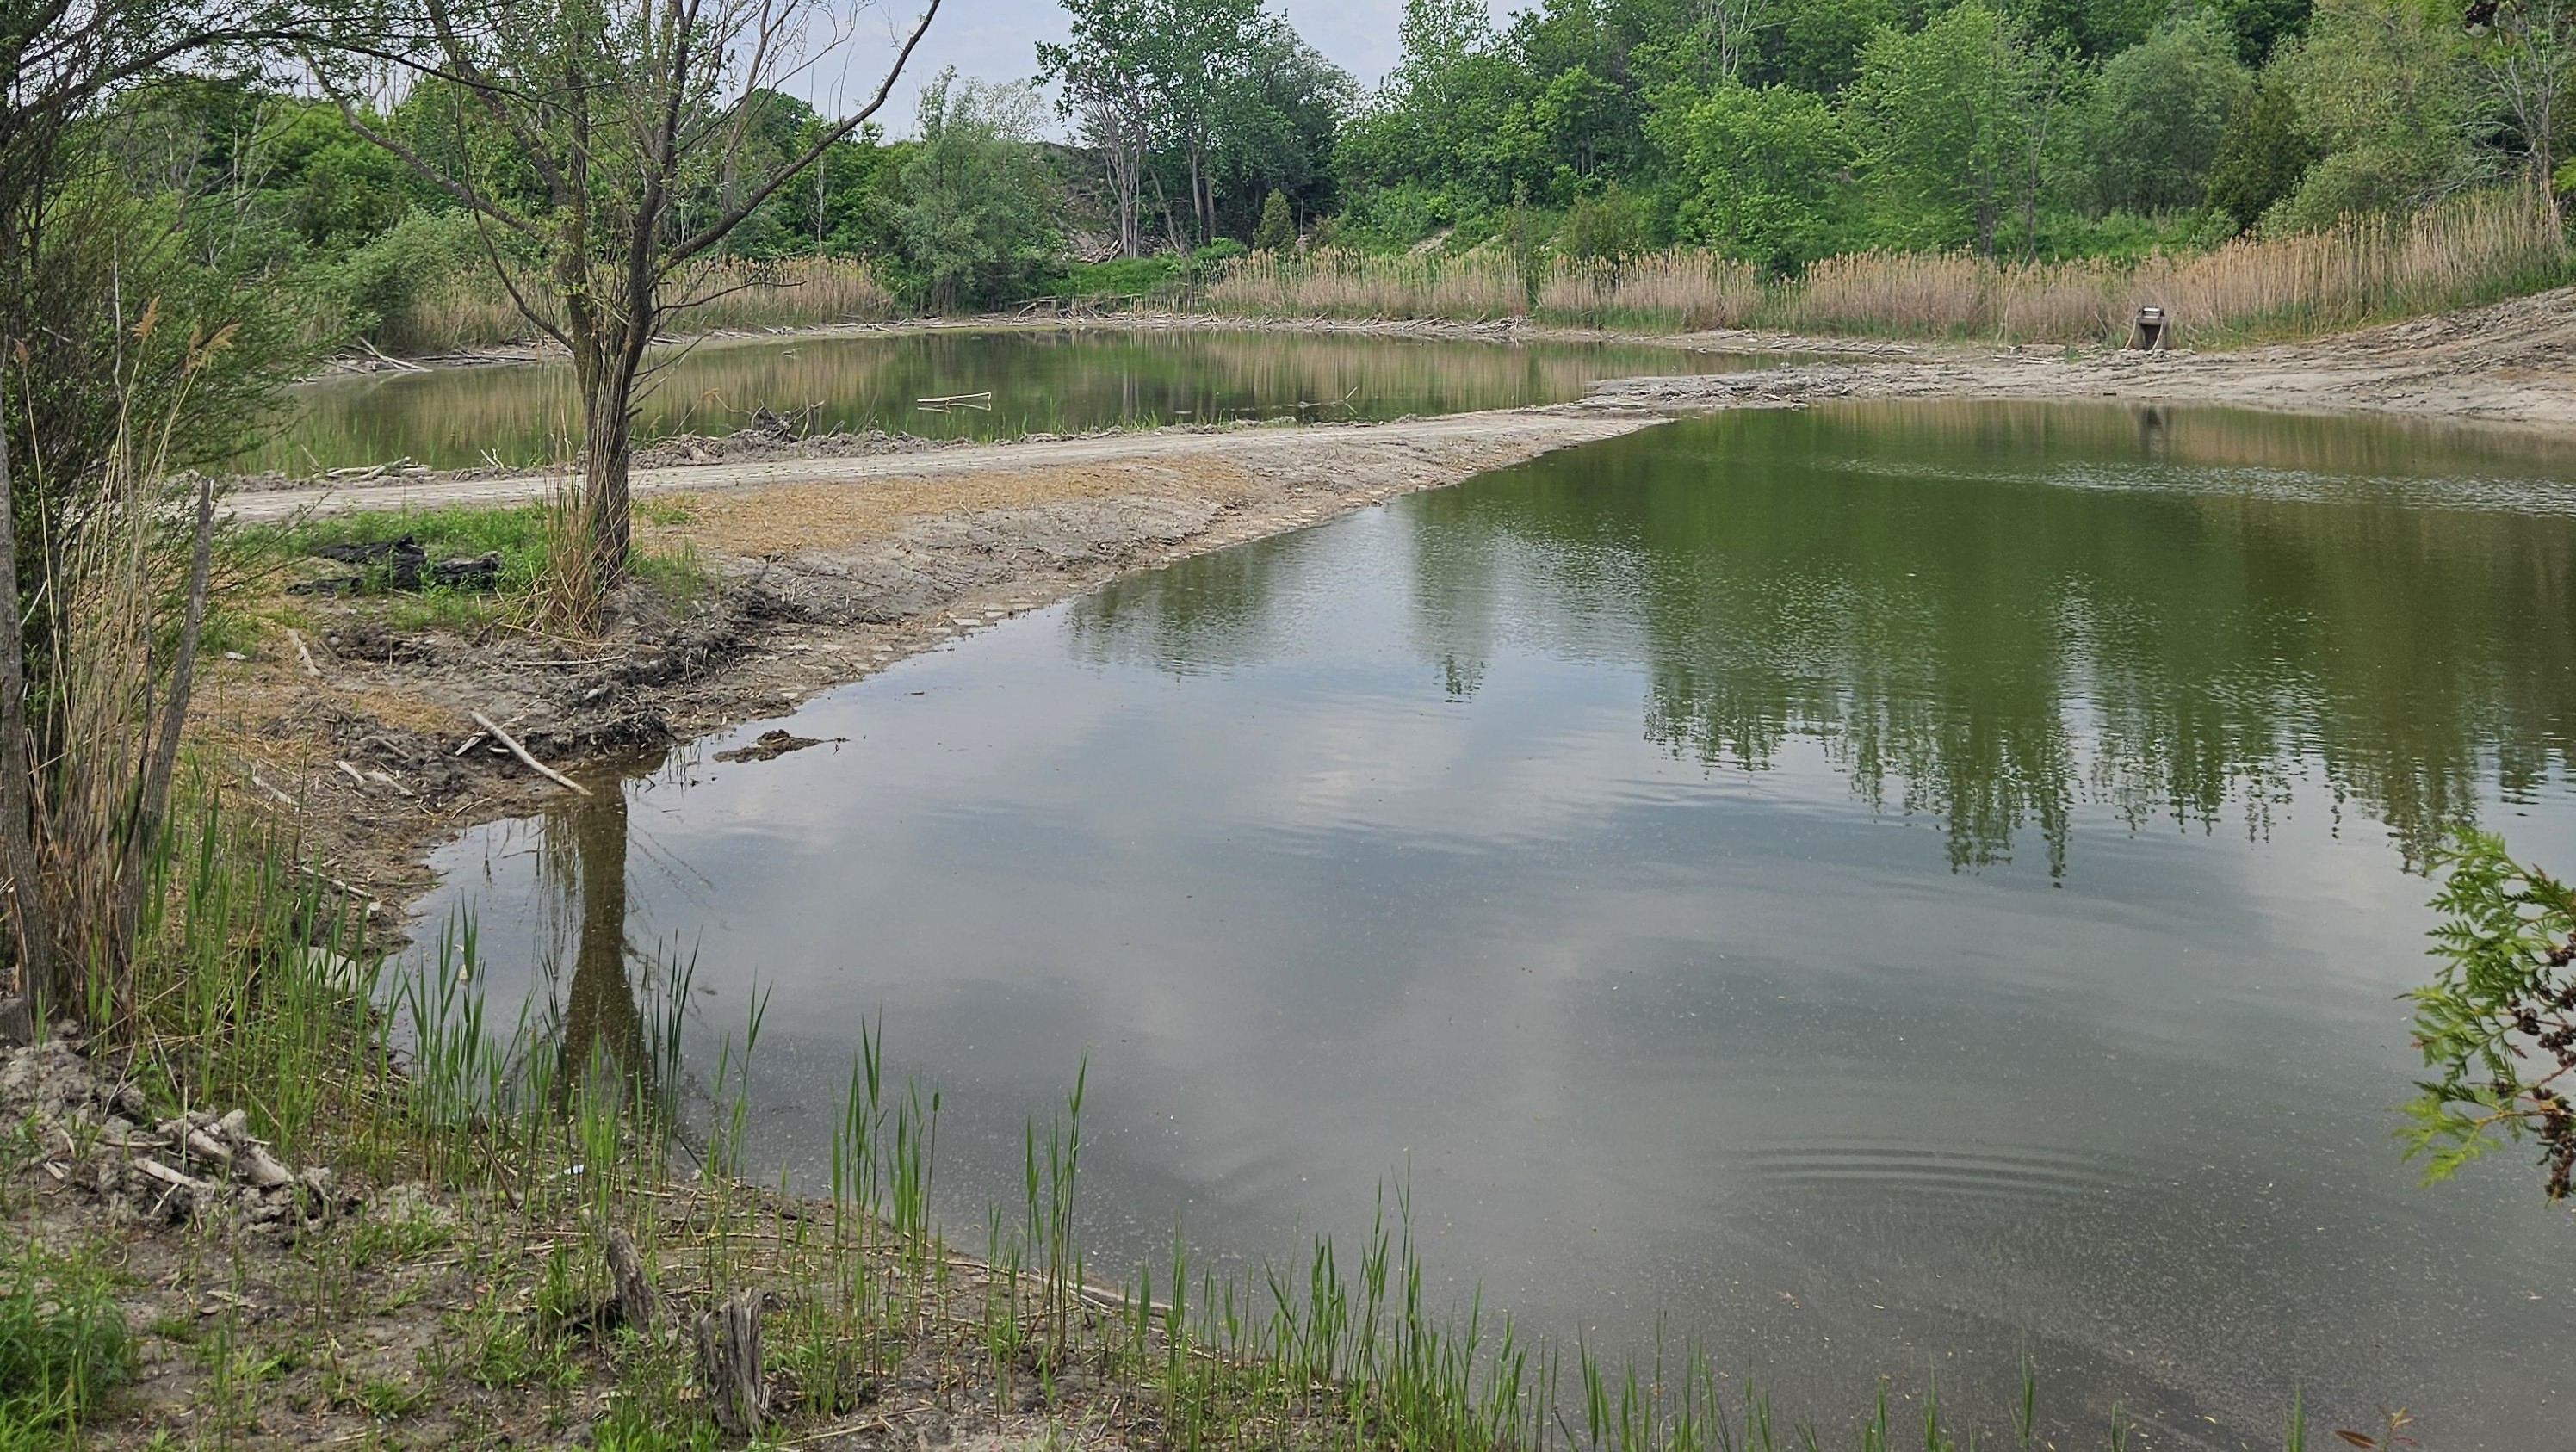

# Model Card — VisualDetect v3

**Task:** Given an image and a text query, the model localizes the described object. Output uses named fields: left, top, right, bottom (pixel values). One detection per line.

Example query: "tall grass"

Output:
left=381, top=257, right=899, bottom=356
left=1203, top=190, right=2568, bottom=347
left=1788, top=189, right=2568, bottom=343
left=4, top=310, right=226, bottom=1011
left=0, top=1241, right=133, bottom=1433
left=1206, top=249, right=1766, bottom=331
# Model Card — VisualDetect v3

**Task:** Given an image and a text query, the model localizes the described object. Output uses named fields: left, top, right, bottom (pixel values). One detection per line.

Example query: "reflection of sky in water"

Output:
left=424, top=403, right=2576, bottom=1449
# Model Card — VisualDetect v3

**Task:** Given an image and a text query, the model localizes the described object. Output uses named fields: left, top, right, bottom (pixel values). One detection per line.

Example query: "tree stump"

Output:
left=696, top=1288, right=767, bottom=1435
left=604, top=1227, right=655, bottom=1332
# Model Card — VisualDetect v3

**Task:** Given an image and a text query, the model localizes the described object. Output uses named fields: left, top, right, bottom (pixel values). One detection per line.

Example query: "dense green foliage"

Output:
left=5, top=0, right=2569, bottom=373
left=1322, top=0, right=2567, bottom=266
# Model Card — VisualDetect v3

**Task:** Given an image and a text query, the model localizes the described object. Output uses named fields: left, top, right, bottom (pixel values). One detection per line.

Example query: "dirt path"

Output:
left=221, top=408, right=1655, bottom=522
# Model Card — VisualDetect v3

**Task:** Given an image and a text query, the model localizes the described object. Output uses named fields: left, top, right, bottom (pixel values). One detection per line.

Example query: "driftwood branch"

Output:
left=470, top=711, right=591, bottom=795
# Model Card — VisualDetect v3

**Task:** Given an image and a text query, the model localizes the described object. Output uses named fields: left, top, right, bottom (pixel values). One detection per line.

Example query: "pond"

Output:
left=255, top=328, right=1768, bottom=472
left=418, top=400, right=2576, bottom=1448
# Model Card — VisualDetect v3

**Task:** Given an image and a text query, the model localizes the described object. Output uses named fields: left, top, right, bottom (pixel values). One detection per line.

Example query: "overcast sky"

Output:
left=800, top=0, right=1512, bottom=135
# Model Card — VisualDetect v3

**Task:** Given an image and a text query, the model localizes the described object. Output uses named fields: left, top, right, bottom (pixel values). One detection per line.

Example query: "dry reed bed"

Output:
left=1205, top=249, right=1766, bottom=331
left=386, top=257, right=897, bottom=355
left=375, top=194, right=2563, bottom=355
left=1211, top=192, right=2567, bottom=346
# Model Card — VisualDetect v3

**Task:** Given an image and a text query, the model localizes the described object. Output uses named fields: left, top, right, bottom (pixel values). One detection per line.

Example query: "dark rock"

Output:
left=294, top=534, right=503, bottom=595
left=714, top=730, right=828, bottom=763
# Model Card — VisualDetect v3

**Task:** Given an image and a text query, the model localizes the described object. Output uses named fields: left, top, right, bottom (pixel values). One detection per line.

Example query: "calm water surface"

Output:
left=421, top=401, right=2576, bottom=1449
left=257, top=328, right=1764, bottom=471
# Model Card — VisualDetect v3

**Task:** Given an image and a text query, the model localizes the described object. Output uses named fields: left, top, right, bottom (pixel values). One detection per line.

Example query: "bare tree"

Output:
left=1695, top=0, right=1780, bottom=84
left=1062, top=62, right=1150, bottom=258
left=1038, top=0, right=1150, bottom=259
left=2468, top=0, right=2576, bottom=232
left=323, top=0, right=939, bottom=610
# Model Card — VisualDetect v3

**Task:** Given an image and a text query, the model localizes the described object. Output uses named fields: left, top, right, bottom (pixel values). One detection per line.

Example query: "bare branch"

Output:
left=668, top=0, right=943, bottom=267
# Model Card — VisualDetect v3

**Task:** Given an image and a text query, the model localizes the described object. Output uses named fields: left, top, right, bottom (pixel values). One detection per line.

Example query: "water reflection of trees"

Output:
left=535, top=783, right=690, bottom=1105
left=1077, top=402, right=2576, bottom=872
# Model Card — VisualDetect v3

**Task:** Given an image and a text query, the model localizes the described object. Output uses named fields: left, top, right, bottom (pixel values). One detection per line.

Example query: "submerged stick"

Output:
left=470, top=711, right=590, bottom=795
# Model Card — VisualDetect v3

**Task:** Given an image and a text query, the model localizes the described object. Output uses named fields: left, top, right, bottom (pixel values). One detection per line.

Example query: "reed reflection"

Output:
left=253, top=330, right=1768, bottom=471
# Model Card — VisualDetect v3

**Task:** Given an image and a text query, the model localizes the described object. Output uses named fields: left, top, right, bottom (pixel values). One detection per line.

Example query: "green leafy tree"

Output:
left=2207, top=0, right=2317, bottom=65
left=1047, top=0, right=1342, bottom=250
left=1763, top=0, right=1904, bottom=93
left=1138, top=0, right=1264, bottom=247
left=1650, top=79, right=1853, bottom=269
left=2405, top=829, right=2576, bottom=1205
left=1557, top=177, right=1647, bottom=268
left=1335, top=0, right=1529, bottom=219
left=2008, top=0, right=2164, bottom=59
left=885, top=72, right=1062, bottom=312
left=2468, top=0, right=2576, bottom=231
left=1846, top=0, right=2076, bottom=256
left=1207, top=20, right=1350, bottom=240
left=2271, top=0, right=2485, bottom=229
left=1038, top=0, right=1156, bottom=256
left=1500, top=178, right=1549, bottom=306
left=259, top=101, right=419, bottom=250
left=2202, top=77, right=2323, bottom=228
left=2080, top=17, right=2253, bottom=215
left=1252, top=188, right=1295, bottom=249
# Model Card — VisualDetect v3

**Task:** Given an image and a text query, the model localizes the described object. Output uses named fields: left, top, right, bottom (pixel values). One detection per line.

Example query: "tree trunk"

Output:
left=696, top=1289, right=768, bottom=1434
left=0, top=380, right=50, bottom=1003
left=583, top=374, right=635, bottom=593
left=1189, top=146, right=1210, bottom=246
left=563, top=261, right=643, bottom=601
left=1151, top=170, right=1183, bottom=253
left=603, top=1226, right=655, bottom=1332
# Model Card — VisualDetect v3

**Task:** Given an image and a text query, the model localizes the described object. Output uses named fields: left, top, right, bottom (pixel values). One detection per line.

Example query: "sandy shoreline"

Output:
left=206, top=286, right=2576, bottom=930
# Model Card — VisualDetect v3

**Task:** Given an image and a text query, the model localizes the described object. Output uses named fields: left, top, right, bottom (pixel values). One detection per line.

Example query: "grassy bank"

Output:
left=1201, top=191, right=2568, bottom=347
